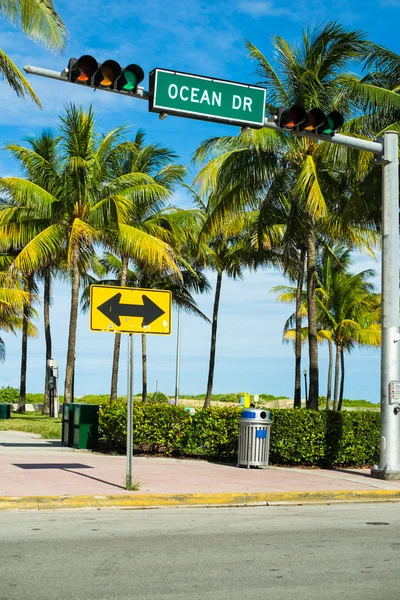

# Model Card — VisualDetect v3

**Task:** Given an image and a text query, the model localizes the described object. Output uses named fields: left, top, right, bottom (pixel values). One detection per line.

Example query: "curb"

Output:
left=1, top=489, right=400, bottom=511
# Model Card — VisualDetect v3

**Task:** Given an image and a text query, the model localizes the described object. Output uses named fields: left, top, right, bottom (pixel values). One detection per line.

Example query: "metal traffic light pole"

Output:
left=24, top=65, right=150, bottom=101
left=24, top=64, right=400, bottom=478
left=262, top=121, right=400, bottom=480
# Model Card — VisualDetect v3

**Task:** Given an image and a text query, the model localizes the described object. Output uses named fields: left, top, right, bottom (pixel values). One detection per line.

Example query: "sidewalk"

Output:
left=1, top=431, right=400, bottom=510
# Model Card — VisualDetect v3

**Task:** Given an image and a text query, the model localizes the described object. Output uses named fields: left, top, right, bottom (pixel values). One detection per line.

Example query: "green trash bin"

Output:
left=0, top=404, right=11, bottom=419
left=70, top=403, right=99, bottom=450
left=61, top=403, right=74, bottom=446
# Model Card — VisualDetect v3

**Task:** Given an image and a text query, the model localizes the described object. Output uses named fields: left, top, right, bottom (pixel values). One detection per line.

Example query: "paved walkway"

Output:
left=1, top=431, right=400, bottom=498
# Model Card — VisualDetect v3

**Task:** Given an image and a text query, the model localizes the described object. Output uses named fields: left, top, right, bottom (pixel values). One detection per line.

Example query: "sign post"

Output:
left=126, top=334, right=134, bottom=488
left=90, top=285, right=172, bottom=488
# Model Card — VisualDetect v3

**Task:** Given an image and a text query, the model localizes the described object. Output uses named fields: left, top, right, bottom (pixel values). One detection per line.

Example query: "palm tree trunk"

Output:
left=42, top=269, right=52, bottom=416
left=294, top=248, right=306, bottom=408
left=326, top=338, right=333, bottom=411
left=333, top=344, right=341, bottom=411
left=204, top=271, right=223, bottom=408
left=16, top=276, right=32, bottom=413
left=142, top=334, right=147, bottom=402
left=64, top=248, right=80, bottom=404
left=110, top=255, right=129, bottom=401
left=306, top=220, right=319, bottom=410
left=338, top=348, right=345, bottom=412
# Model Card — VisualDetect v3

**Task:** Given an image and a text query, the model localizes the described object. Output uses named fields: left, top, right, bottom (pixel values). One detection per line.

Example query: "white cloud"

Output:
left=238, top=1, right=294, bottom=18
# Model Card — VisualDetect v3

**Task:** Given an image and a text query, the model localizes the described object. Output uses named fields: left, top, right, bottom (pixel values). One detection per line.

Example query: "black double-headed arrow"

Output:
left=97, top=293, right=165, bottom=327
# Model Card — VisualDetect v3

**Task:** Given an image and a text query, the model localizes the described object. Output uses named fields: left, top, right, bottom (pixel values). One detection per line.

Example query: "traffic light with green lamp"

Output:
left=277, top=105, right=344, bottom=135
left=118, top=64, right=145, bottom=91
left=67, top=56, right=144, bottom=93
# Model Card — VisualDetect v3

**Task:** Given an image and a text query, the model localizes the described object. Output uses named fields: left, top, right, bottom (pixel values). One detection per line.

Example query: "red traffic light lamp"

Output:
left=67, top=55, right=98, bottom=83
left=278, top=105, right=306, bottom=129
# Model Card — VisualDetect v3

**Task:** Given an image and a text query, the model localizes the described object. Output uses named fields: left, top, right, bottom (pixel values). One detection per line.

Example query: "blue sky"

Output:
left=0, top=0, right=397, bottom=401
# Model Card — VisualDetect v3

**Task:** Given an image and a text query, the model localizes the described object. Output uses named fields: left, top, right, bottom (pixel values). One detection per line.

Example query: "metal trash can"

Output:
left=237, top=408, right=271, bottom=468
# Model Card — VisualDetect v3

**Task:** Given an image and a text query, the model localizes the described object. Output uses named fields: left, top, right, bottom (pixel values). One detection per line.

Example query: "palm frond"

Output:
left=0, top=0, right=68, bottom=52
left=0, top=48, right=41, bottom=106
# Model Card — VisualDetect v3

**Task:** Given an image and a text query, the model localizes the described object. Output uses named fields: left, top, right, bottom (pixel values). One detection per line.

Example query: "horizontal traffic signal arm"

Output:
left=21, top=63, right=383, bottom=156
left=66, top=55, right=146, bottom=96
left=277, top=104, right=344, bottom=135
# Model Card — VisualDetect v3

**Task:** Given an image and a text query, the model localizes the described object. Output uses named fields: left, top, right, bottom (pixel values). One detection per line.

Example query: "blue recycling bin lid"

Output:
left=241, top=408, right=271, bottom=420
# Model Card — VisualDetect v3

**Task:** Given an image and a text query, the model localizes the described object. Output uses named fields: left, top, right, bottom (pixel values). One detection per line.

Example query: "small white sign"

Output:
left=389, top=381, right=400, bottom=404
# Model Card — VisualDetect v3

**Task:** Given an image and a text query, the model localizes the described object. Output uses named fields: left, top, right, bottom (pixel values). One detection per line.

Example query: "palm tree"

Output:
left=0, top=255, right=30, bottom=364
left=103, top=130, right=196, bottom=401
left=15, top=272, right=38, bottom=413
left=194, top=196, right=256, bottom=408
left=193, top=22, right=391, bottom=409
left=317, top=264, right=381, bottom=411
left=0, top=0, right=67, bottom=107
left=204, top=222, right=252, bottom=408
left=0, top=104, right=177, bottom=403
left=272, top=282, right=307, bottom=407
left=315, top=245, right=353, bottom=409
left=275, top=245, right=381, bottom=411
left=18, top=130, right=62, bottom=414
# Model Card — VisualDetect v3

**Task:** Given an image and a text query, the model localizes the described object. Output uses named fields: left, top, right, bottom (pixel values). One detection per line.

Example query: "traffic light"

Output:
left=278, top=105, right=307, bottom=129
left=67, top=56, right=144, bottom=93
left=118, top=64, right=145, bottom=91
left=68, top=55, right=98, bottom=83
left=277, top=105, right=344, bottom=135
left=98, top=60, right=121, bottom=87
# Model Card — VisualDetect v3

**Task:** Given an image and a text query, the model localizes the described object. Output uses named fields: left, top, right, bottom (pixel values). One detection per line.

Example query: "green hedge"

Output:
left=0, top=386, right=19, bottom=403
left=99, top=399, right=191, bottom=454
left=99, top=400, right=380, bottom=467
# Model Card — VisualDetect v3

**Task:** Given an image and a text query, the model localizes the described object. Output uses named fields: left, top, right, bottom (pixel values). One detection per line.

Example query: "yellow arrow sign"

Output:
left=90, top=285, right=172, bottom=335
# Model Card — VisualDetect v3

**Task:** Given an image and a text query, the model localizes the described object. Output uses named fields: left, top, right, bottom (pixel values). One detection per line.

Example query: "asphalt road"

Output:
left=1, top=503, right=400, bottom=600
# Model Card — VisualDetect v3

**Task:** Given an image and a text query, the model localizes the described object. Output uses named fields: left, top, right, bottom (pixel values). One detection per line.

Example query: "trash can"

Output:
left=61, top=403, right=74, bottom=446
left=237, top=408, right=271, bottom=468
left=70, top=403, right=99, bottom=450
left=0, top=404, right=11, bottom=419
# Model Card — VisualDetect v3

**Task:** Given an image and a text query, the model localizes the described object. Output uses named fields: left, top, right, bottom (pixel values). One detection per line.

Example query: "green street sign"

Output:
left=149, top=68, right=266, bottom=128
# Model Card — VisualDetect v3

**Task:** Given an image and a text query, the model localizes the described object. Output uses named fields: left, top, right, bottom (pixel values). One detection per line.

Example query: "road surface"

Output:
left=1, top=503, right=399, bottom=599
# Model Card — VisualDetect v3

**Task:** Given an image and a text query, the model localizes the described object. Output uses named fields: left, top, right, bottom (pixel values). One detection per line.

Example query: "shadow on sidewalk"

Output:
left=12, top=463, right=126, bottom=490
left=1, top=441, right=63, bottom=448
left=331, top=467, right=372, bottom=479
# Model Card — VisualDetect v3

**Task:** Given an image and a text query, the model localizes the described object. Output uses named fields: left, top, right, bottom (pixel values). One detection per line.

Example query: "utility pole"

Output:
left=371, top=131, right=400, bottom=479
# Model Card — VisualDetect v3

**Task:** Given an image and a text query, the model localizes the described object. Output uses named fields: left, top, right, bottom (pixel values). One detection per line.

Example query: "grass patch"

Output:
left=124, top=477, right=141, bottom=491
left=0, top=411, right=62, bottom=439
